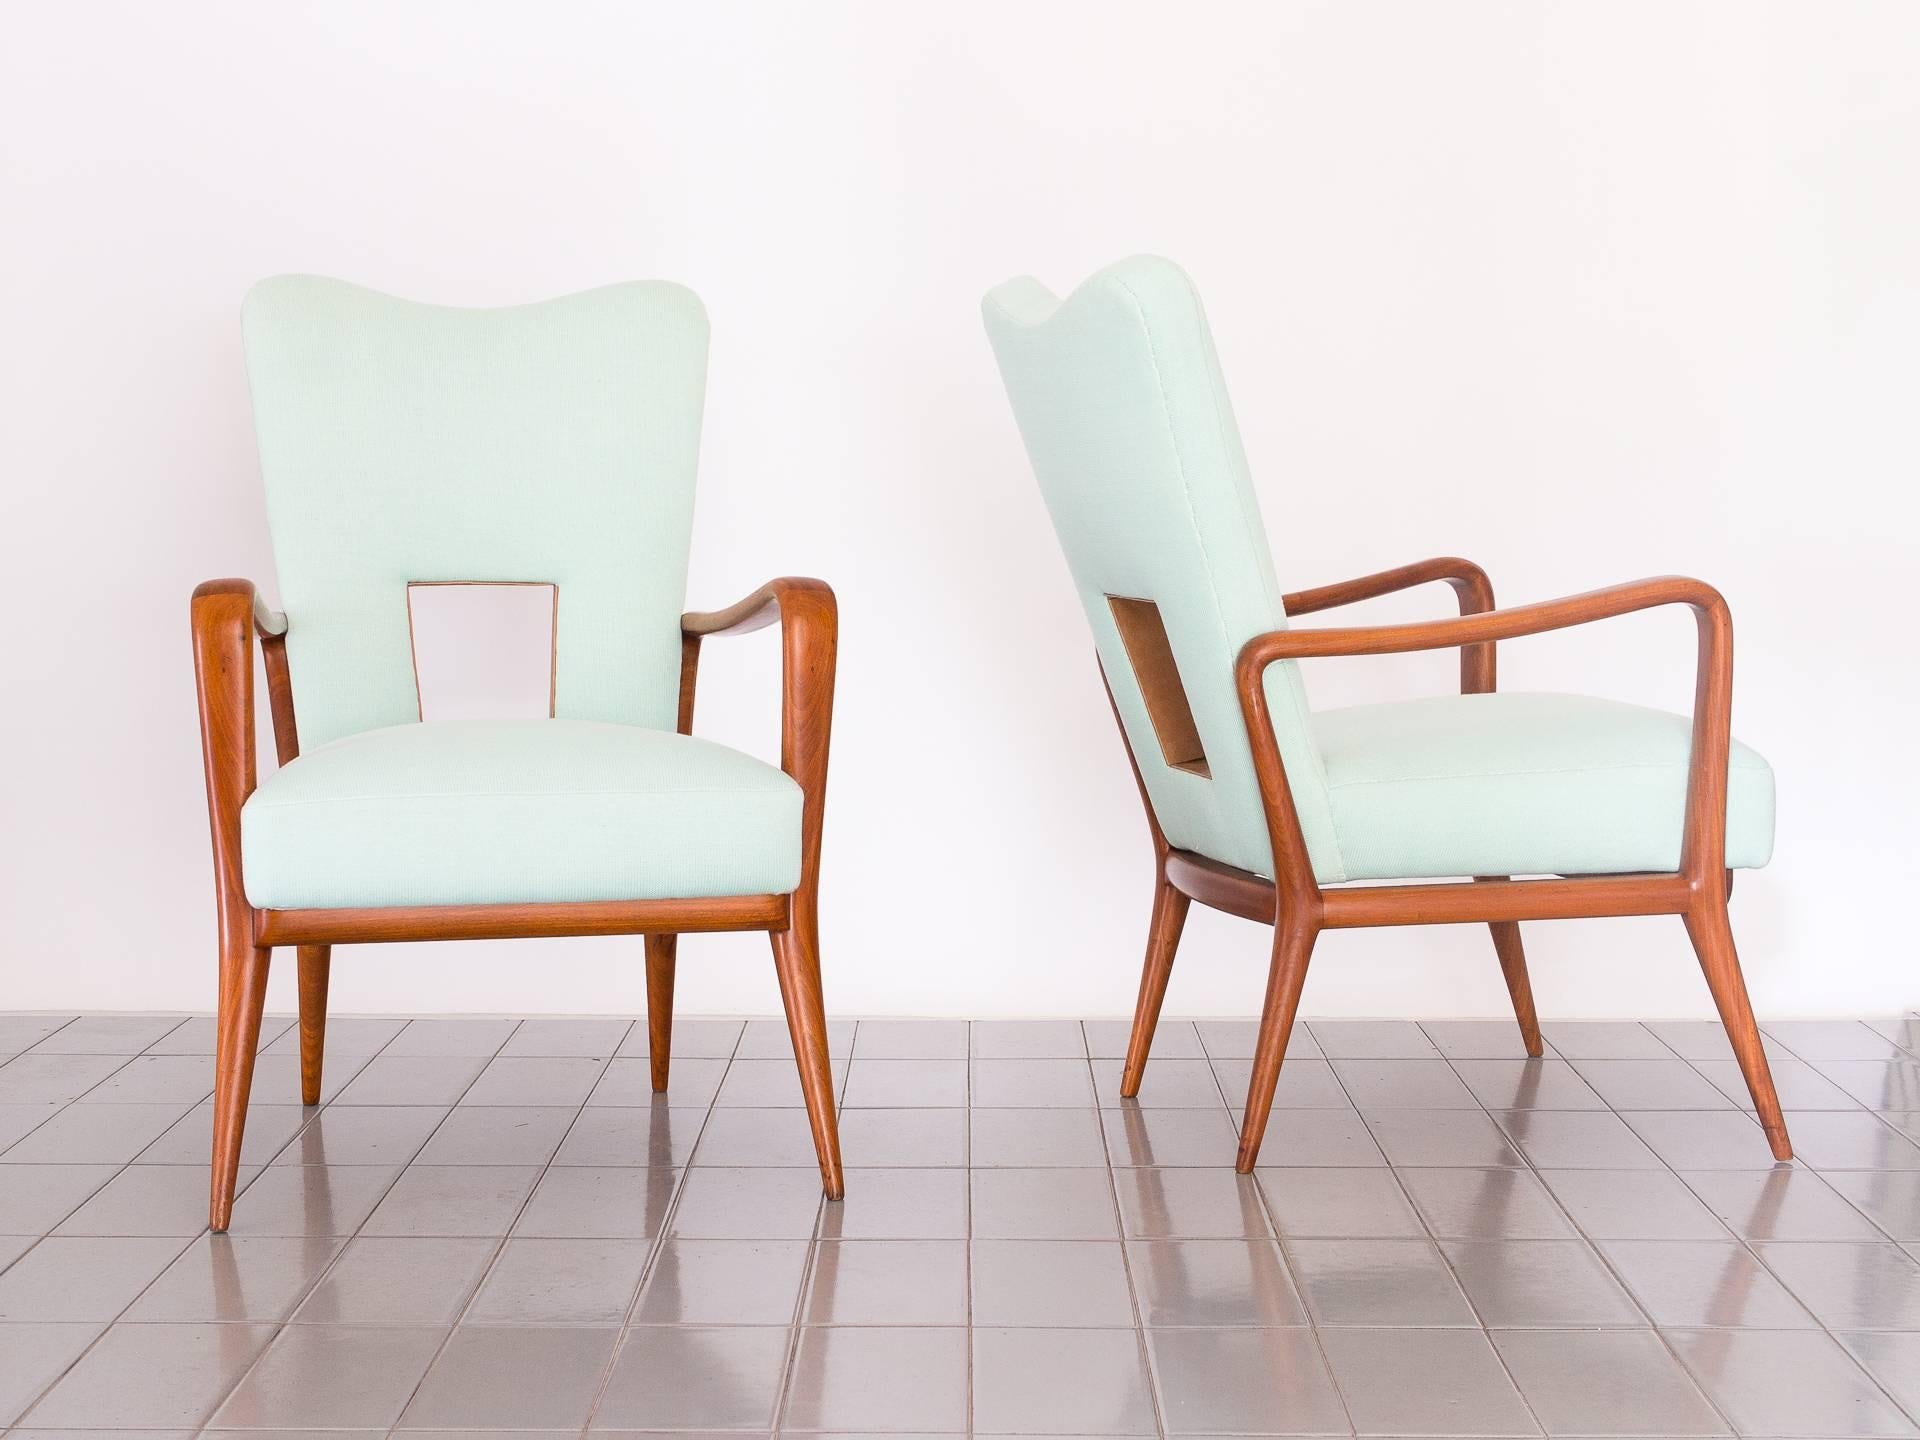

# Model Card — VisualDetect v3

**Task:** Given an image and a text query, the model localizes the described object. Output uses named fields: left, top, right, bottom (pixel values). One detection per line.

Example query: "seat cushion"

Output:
left=242, top=719, right=803, bottom=909
left=1311, top=692, right=1774, bottom=882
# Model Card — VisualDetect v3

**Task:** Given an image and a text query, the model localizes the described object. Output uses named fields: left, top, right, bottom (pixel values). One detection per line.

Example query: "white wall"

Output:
left=3, top=1, right=1916, bottom=1021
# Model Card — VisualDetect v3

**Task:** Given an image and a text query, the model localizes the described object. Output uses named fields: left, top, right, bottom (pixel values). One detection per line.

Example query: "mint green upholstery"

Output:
left=242, top=720, right=802, bottom=908
left=237, top=278, right=804, bottom=910
left=983, top=257, right=1776, bottom=883
left=244, top=277, right=708, bottom=751
left=982, top=256, right=1344, bottom=882
left=1315, top=693, right=1773, bottom=880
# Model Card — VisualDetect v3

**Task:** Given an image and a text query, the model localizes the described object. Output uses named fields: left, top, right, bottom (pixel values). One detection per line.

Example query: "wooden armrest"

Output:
left=1282, top=556, right=1496, bottom=692
left=679, top=578, right=838, bottom=899
left=191, top=579, right=263, bottom=930
left=195, top=578, right=288, bottom=637
left=1241, top=575, right=1724, bottom=665
left=1236, top=575, right=1738, bottom=891
left=1282, top=556, right=1494, bottom=617
left=683, top=577, right=833, bottom=638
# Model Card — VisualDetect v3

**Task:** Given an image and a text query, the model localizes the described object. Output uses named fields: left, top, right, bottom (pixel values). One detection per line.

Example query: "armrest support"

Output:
left=1237, top=576, right=1737, bottom=895
left=191, top=579, right=262, bottom=934
left=1282, top=556, right=1496, bottom=693
left=681, top=578, right=838, bottom=903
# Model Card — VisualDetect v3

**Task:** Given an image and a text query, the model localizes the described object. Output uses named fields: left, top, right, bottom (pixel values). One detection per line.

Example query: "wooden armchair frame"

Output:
left=1112, top=557, right=1790, bottom=1172
left=191, top=575, right=844, bottom=1231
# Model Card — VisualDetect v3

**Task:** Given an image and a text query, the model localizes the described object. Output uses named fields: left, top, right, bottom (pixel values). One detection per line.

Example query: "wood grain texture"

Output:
left=1236, top=912, right=1319, bottom=1173
left=1281, top=554, right=1496, bottom=694
left=644, top=934, right=676, bottom=1093
left=771, top=916, right=843, bottom=1197
left=260, top=630, right=300, bottom=767
left=256, top=894, right=788, bottom=945
left=1106, top=595, right=1210, bottom=776
left=191, top=579, right=268, bottom=1231
left=295, top=945, right=330, bottom=1105
left=1485, top=916, right=1544, bottom=1058
left=1686, top=890, right=1791, bottom=1159
left=1122, top=880, right=1191, bottom=1099
left=1100, top=666, right=1195, bottom=1097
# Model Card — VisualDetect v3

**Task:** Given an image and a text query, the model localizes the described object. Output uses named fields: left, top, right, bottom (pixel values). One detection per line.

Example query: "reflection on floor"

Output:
left=0, top=1010, right=1917, bottom=1436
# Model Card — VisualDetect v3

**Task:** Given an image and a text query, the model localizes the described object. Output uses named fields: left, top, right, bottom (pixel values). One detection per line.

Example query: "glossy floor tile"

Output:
left=1491, top=1327, right=1728, bottom=1435
left=2, top=1008, right=1917, bottom=1436
left=1319, top=1325, right=1536, bottom=1435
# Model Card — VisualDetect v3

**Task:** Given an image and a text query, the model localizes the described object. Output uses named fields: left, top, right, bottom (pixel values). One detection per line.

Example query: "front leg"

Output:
left=192, top=579, right=267, bottom=1229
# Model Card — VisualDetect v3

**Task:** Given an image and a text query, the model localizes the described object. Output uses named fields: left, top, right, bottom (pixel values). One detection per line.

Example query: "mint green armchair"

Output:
left=192, top=278, right=842, bottom=1230
left=983, top=255, right=1788, bottom=1171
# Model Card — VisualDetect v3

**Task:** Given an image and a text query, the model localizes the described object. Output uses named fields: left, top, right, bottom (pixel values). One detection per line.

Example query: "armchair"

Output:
left=983, top=256, right=1787, bottom=1174
left=192, top=278, right=843, bottom=1231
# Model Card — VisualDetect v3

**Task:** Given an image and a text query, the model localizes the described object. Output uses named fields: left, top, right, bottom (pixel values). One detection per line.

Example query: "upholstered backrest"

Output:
left=982, top=256, right=1345, bottom=881
left=242, top=277, right=709, bottom=751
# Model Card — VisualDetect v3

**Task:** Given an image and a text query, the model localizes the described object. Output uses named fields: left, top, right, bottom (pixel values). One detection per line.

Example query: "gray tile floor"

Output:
left=2, top=1011, right=1918, bottom=1436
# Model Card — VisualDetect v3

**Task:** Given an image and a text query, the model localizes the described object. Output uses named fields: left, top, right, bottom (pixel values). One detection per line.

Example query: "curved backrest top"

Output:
left=982, top=255, right=1344, bottom=881
left=242, top=276, right=710, bottom=750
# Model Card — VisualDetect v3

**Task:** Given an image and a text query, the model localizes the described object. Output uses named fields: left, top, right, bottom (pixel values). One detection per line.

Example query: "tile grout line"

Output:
left=5, top=1014, right=425, bottom=1432
left=580, top=1015, right=746, bottom=1436
left=1203, top=1017, right=1364, bottom=1438
left=1320, top=1021, right=1525, bottom=1438
left=7, top=1012, right=1919, bottom=1436
left=2, top=1013, right=355, bottom=1429
left=1553, top=1018, right=1920, bottom=1428
left=1429, top=1022, right=1755, bottom=1436
left=769, top=1015, right=847, bottom=1437
left=202, top=1014, right=525, bottom=1438
left=0, top=1013, right=191, bottom=1161
left=1084, top=1025, right=1171, bottom=1440
left=964, top=1018, right=974, bottom=1440
left=376, top=1015, right=634, bottom=1439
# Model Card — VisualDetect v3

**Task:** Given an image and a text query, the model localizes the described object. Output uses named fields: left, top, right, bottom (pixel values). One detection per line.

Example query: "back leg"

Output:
left=645, top=934, right=676, bottom=1092
left=1487, top=922, right=1544, bottom=1058
left=296, top=944, right=330, bottom=1105
left=1120, top=879, right=1191, bottom=1097
left=1476, top=878, right=1543, bottom=1058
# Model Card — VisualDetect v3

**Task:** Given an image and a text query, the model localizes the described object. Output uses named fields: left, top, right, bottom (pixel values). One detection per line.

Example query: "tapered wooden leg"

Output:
left=296, top=944, right=330, bottom=1105
left=770, top=916, right=844, bottom=1199
left=1487, top=922, right=1544, bottom=1058
left=1473, top=878, right=1543, bottom=1058
left=210, top=942, right=272, bottom=1232
left=645, top=934, right=677, bottom=1093
left=1120, top=879, right=1192, bottom=1098
left=1236, top=917, right=1318, bottom=1173
left=1684, top=897, right=1791, bottom=1161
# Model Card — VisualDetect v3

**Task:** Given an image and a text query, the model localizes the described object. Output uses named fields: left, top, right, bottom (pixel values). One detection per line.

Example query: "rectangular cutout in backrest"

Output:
left=1106, top=595, right=1210, bottom=778
left=407, top=582, right=558, bottom=722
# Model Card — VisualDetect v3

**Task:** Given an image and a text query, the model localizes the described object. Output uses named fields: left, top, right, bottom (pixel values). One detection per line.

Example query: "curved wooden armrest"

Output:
left=679, top=578, right=838, bottom=897
left=1236, top=574, right=1738, bottom=893
left=682, top=577, right=833, bottom=638
left=1282, top=556, right=1496, bottom=692
left=195, top=578, right=288, bottom=637
left=191, top=579, right=264, bottom=926
left=1282, top=555, right=1494, bottom=617
left=1241, top=575, right=1725, bottom=665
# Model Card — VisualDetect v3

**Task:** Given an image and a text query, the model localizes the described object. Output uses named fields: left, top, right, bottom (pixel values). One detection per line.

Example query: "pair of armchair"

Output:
left=194, top=261, right=1785, bottom=1233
